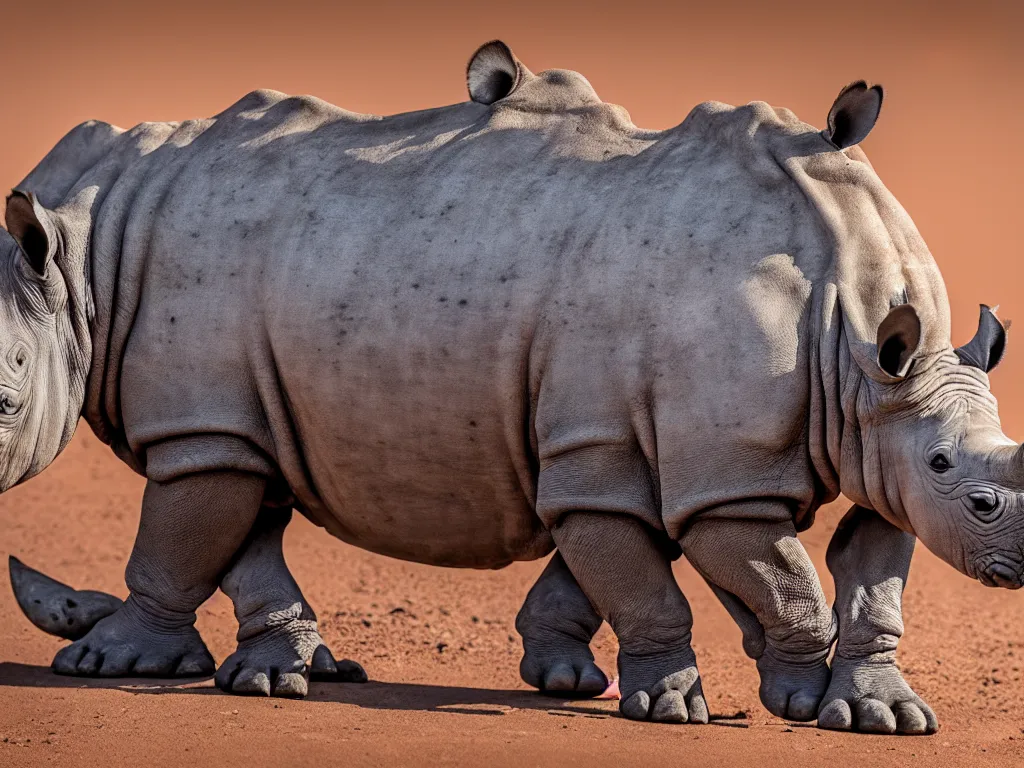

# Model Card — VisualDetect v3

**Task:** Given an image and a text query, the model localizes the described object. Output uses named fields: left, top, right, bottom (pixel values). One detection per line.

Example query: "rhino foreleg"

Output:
left=216, top=507, right=367, bottom=697
left=515, top=551, right=608, bottom=696
left=818, top=506, right=937, bottom=734
left=52, top=471, right=266, bottom=678
left=680, top=511, right=835, bottom=722
left=552, top=512, right=708, bottom=724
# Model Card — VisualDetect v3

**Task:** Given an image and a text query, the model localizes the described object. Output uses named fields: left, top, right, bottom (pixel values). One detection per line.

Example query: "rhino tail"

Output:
left=8, top=556, right=123, bottom=640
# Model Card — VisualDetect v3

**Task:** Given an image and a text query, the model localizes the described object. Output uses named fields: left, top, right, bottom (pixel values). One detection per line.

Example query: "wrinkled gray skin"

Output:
left=4, top=41, right=1021, bottom=732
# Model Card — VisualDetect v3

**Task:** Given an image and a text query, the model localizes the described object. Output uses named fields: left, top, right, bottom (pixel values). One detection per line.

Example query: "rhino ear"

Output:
left=956, top=304, right=1008, bottom=373
left=825, top=81, right=884, bottom=149
left=5, top=190, right=57, bottom=275
left=467, top=40, right=527, bottom=105
left=876, top=304, right=922, bottom=379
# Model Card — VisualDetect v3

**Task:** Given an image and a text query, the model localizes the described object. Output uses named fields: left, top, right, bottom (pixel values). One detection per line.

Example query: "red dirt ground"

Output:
left=1, top=430, right=1022, bottom=768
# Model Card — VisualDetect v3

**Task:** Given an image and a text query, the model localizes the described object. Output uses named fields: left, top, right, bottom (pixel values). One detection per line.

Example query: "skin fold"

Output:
left=3, top=42, right=1022, bottom=735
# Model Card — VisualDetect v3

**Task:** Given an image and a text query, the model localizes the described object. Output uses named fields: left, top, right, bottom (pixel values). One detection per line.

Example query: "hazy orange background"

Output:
left=1, top=0, right=1022, bottom=428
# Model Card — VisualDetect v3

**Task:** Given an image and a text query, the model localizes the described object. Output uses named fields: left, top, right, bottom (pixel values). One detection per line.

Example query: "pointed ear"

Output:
left=956, top=304, right=1008, bottom=373
left=467, top=40, right=529, bottom=105
left=5, top=190, right=58, bottom=275
left=825, top=81, right=884, bottom=149
left=876, top=304, right=922, bottom=379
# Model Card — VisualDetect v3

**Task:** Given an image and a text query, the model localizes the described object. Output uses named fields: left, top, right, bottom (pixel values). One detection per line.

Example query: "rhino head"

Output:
left=0, top=191, right=90, bottom=491
left=862, top=302, right=1023, bottom=588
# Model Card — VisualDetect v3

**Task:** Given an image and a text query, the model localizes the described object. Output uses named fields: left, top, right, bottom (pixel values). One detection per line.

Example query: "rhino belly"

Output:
left=265, top=251, right=550, bottom=568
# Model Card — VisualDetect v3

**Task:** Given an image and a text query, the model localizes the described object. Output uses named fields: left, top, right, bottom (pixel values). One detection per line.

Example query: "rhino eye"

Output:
left=929, top=454, right=951, bottom=472
left=0, top=395, right=19, bottom=416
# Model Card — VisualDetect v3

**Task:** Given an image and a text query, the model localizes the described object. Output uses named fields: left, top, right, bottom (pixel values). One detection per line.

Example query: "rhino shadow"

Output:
left=0, top=662, right=749, bottom=725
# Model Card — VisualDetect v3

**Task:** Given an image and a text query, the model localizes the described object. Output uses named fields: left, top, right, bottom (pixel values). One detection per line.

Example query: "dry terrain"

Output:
left=1, top=430, right=1022, bottom=767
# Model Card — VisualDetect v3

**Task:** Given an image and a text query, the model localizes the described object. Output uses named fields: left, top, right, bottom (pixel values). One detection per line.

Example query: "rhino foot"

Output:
left=817, top=656, right=937, bottom=735
left=520, top=639, right=609, bottom=696
left=516, top=552, right=607, bottom=697
left=52, top=595, right=214, bottom=678
left=215, top=605, right=366, bottom=698
left=756, top=644, right=832, bottom=722
left=617, top=648, right=709, bottom=724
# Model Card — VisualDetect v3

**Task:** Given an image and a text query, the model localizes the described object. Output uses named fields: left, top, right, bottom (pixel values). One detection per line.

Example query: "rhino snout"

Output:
left=976, top=556, right=1023, bottom=590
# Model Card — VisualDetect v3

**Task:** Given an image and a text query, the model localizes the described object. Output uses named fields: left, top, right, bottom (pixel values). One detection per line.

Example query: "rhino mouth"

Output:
left=977, top=560, right=1022, bottom=590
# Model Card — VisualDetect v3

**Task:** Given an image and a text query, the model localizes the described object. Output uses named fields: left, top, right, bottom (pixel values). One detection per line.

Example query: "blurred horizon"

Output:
left=2, top=0, right=1022, bottom=430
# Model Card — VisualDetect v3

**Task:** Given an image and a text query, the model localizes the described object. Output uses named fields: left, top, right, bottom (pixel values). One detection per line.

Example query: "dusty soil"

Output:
left=0, top=431, right=1022, bottom=767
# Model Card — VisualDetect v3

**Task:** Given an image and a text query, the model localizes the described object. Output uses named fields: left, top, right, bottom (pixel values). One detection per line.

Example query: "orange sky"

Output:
left=1, top=0, right=1022, bottom=430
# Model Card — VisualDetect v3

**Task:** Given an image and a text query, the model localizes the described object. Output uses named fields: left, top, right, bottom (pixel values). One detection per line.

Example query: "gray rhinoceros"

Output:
left=4, top=41, right=1020, bottom=735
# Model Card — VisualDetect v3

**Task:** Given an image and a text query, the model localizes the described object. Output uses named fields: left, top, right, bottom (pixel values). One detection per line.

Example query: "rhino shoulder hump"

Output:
left=17, top=120, right=127, bottom=206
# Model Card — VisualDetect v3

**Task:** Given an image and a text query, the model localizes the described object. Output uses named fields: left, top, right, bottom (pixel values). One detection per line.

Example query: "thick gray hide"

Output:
left=4, top=56, right=998, bottom=576
left=9, top=556, right=122, bottom=640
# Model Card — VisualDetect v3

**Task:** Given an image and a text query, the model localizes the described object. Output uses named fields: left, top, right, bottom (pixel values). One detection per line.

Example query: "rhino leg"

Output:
left=681, top=511, right=835, bottom=722
left=52, top=471, right=266, bottom=678
left=818, top=506, right=937, bottom=735
left=216, top=507, right=367, bottom=698
left=515, top=552, right=608, bottom=697
left=552, top=512, right=707, bottom=724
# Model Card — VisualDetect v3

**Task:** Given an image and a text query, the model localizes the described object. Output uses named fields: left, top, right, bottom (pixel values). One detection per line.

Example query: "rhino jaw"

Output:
left=977, top=559, right=1022, bottom=590
left=8, top=555, right=123, bottom=640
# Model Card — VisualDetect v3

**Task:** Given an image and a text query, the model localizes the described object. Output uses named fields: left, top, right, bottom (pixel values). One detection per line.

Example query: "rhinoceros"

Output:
left=3, top=40, right=1019, bottom=735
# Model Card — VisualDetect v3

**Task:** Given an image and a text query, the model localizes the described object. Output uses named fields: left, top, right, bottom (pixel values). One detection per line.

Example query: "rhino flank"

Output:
left=4, top=41, right=1020, bottom=734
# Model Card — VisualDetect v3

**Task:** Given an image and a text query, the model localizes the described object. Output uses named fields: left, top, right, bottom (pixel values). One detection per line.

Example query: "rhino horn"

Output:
left=955, top=304, right=1008, bottom=373
left=8, top=556, right=122, bottom=640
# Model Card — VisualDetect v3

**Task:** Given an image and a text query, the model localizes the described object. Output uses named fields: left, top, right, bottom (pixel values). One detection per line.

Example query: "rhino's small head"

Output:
left=865, top=303, right=1024, bottom=588
left=0, top=191, right=86, bottom=492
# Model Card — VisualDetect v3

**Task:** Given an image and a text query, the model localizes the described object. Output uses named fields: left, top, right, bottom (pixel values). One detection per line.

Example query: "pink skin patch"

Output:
left=596, top=677, right=620, bottom=700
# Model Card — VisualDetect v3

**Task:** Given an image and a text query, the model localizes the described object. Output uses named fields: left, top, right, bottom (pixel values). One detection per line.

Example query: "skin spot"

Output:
left=170, top=317, right=176, bottom=324
left=438, top=297, right=447, bottom=303
left=458, top=299, right=468, bottom=307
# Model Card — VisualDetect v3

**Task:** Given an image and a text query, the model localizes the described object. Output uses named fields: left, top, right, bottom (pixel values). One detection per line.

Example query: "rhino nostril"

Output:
left=969, top=492, right=997, bottom=513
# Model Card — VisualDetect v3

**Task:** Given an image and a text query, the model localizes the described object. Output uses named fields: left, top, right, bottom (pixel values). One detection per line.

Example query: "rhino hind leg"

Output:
left=216, top=507, right=366, bottom=698
left=515, top=551, right=608, bottom=697
left=552, top=513, right=708, bottom=724
left=52, top=470, right=270, bottom=679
